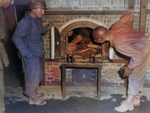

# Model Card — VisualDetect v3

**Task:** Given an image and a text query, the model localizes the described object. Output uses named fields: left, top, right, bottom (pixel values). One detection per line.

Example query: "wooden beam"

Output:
left=139, top=0, right=148, bottom=34
left=45, top=10, right=128, bottom=15
left=147, top=9, right=150, bottom=14
left=45, top=10, right=150, bottom=15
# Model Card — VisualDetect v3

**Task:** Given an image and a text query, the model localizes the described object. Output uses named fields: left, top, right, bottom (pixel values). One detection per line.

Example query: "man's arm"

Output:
left=116, top=43, right=143, bottom=70
left=12, top=22, right=33, bottom=58
left=41, top=26, right=48, bottom=35
left=40, top=19, right=51, bottom=35
left=110, top=13, right=134, bottom=32
left=119, top=12, right=134, bottom=28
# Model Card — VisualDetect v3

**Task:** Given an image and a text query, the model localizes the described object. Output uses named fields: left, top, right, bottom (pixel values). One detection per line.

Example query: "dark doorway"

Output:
left=3, top=4, right=24, bottom=87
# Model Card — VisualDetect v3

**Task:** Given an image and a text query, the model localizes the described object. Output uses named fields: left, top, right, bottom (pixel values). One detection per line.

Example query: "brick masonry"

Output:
left=42, top=14, right=150, bottom=87
left=42, top=14, right=140, bottom=59
left=44, top=60, right=127, bottom=87
left=42, top=0, right=150, bottom=87
left=45, top=0, right=145, bottom=11
left=45, top=61, right=61, bottom=86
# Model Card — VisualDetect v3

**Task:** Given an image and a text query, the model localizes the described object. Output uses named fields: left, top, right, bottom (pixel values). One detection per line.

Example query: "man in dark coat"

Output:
left=0, top=0, right=12, bottom=112
left=12, top=0, right=50, bottom=106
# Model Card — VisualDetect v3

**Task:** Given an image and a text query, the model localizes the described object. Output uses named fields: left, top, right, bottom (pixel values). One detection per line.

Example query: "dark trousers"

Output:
left=24, top=57, right=44, bottom=97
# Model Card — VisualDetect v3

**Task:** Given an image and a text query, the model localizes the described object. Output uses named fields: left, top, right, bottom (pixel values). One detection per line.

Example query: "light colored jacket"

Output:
left=111, top=12, right=150, bottom=70
left=0, top=8, right=9, bottom=70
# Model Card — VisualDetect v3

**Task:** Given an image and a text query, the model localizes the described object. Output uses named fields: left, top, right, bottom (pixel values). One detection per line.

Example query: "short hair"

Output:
left=28, top=0, right=47, bottom=10
left=92, top=26, right=109, bottom=42
left=93, top=26, right=108, bottom=34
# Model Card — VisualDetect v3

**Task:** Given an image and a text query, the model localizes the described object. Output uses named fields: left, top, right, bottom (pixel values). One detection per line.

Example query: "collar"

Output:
left=25, top=12, right=40, bottom=21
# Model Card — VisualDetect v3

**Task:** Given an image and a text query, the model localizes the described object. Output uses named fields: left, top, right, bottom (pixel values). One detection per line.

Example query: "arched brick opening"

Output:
left=59, top=18, right=107, bottom=38
left=58, top=18, right=109, bottom=58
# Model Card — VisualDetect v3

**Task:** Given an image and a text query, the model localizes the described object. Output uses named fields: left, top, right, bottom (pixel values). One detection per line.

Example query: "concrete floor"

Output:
left=4, top=86, right=150, bottom=113
left=3, top=63, right=150, bottom=113
left=3, top=30, right=150, bottom=113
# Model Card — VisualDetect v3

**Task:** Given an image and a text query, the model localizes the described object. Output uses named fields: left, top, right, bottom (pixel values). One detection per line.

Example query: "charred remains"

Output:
left=66, top=27, right=103, bottom=63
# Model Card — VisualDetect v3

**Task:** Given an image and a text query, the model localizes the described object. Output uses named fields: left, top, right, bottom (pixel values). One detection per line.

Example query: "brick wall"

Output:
left=44, top=61, right=61, bottom=86
left=44, top=61, right=127, bottom=87
left=42, top=0, right=150, bottom=87
left=101, top=63, right=125, bottom=87
left=42, top=14, right=140, bottom=59
left=42, top=14, right=139, bottom=87
left=44, top=58, right=129, bottom=87
left=145, top=63, right=150, bottom=87
left=65, top=63, right=126, bottom=87
left=45, top=0, right=142, bottom=11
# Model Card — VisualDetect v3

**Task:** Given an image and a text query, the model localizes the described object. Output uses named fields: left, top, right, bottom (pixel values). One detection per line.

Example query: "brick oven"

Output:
left=12, top=0, right=150, bottom=99
left=43, top=14, right=127, bottom=88
left=58, top=18, right=109, bottom=62
left=41, top=0, right=147, bottom=91
left=41, top=0, right=150, bottom=99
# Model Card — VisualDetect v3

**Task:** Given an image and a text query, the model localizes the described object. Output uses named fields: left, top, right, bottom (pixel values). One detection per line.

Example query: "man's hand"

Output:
left=118, top=66, right=132, bottom=79
left=46, top=23, right=54, bottom=31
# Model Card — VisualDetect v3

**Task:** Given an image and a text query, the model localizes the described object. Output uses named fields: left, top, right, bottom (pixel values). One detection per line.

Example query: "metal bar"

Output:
left=61, top=65, right=66, bottom=99
left=97, top=66, right=101, bottom=99
left=128, top=0, right=135, bottom=13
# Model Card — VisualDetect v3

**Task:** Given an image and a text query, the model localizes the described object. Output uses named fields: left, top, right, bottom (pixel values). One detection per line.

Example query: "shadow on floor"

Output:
left=4, top=60, right=25, bottom=88
left=5, top=94, right=150, bottom=113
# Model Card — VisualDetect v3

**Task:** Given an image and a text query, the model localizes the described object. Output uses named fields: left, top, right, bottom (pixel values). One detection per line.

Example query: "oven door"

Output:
left=50, top=25, right=61, bottom=60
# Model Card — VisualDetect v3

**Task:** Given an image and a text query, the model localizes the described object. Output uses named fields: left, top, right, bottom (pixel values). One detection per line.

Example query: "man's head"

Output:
left=92, top=26, right=110, bottom=43
left=28, top=0, right=47, bottom=19
left=28, top=0, right=47, bottom=10
left=0, top=0, right=12, bottom=8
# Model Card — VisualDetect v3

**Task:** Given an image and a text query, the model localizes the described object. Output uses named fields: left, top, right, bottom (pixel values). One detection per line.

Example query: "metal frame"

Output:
left=60, top=63, right=102, bottom=99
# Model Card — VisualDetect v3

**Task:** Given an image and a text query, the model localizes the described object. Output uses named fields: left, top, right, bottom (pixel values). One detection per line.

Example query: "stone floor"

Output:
left=4, top=86, right=150, bottom=113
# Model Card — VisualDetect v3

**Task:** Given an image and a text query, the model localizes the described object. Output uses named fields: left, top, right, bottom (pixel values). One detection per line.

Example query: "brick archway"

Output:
left=58, top=18, right=109, bottom=58
left=58, top=18, right=107, bottom=38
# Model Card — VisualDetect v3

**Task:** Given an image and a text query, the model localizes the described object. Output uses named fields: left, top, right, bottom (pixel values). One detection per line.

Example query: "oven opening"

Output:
left=65, top=27, right=102, bottom=63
